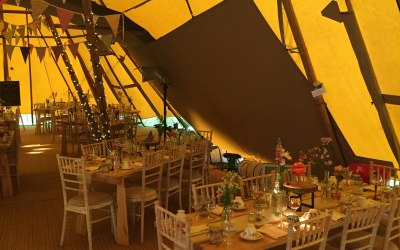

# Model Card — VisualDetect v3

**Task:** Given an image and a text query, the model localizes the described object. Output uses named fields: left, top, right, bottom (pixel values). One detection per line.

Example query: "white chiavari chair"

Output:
left=241, top=173, right=276, bottom=200
left=154, top=201, right=191, bottom=250
left=81, top=141, right=107, bottom=158
left=162, top=143, right=186, bottom=210
left=56, top=154, right=115, bottom=250
left=326, top=202, right=386, bottom=250
left=286, top=210, right=333, bottom=250
left=126, top=149, right=165, bottom=243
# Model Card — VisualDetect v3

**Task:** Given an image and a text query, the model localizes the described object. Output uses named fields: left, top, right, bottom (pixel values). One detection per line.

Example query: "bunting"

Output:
left=93, top=15, right=99, bottom=26
left=15, top=34, right=21, bottom=45
left=57, top=8, right=74, bottom=32
left=10, top=24, right=17, bottom=36
left=51, top=46, right=63, bottom=61
left=29, top=43, right=34, bottom=54
left=5, top=45, right=15, bottom=60
left=17, top=27, right=25, bottom=40
left=2, top=31, right=12, bottom=45
left=104, top=14, right=120, bottom=37
left=31, top=0, right=49, bottom=20
left=0, top=21, right=4, bottom=32
left=22, top=40, right=28, bottom=47
left=36, top=47, right=47, bottom=62
left=101, top=33, right=113, bottom=50
left=20, top=47, right=30, bottom=63
left=68, top=43, right=79, bottom=58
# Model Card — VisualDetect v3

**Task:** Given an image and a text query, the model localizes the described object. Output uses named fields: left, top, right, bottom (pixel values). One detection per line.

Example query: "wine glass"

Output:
left=206, top=197, right=216, bottom=221
left=370, top=172, right=383, bottom=200
left=288, top=193, right=301, bottom=213
left=192, top=196, right=203, bottom=220
left=250, top=182, right=259, bottom=200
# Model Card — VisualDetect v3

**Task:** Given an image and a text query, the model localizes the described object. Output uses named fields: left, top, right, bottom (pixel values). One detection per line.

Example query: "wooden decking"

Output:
left=0, top=126, right=159, bottom=250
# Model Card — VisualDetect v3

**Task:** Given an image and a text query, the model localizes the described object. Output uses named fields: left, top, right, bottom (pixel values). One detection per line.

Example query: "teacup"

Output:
left=243, top=224, right=257, bottom=238
left=233, top=196, right=245, bottom=209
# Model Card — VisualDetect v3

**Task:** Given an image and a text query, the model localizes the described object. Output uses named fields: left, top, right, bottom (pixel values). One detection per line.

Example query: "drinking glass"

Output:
left=222, top=220, right=234, bottom=246
left=278, top=193, right=288, bottom=228
left=288, top=193, right=301, bottom=213
left=206, top=197, right=216, bottom=221
left=370, top=173, right=383, bottom=200
left=192, top=197, right=203, bottom=220
left=250, top=182, right=259, bottom=200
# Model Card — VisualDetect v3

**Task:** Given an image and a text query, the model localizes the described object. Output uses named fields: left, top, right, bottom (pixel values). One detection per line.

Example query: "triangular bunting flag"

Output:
left=5, top=45, right=15, bottom=60
left=0, top=21, right=4, bottom=32
left=17, top=27, right=25, bottom=39
left=20, top=47, right=30, bottom=63
left=28, top=43, right=34, bottom=54
left=36, top=47, right=46, bottom=62
left=68, top=43, right=79, bottom=59
left=23, top=40, right=28, bottom=47
left=101, top=33, right=113, bottom=50
left=10, top=24, right=17, bottom=36
left=57, top=8, right=74, bottom=32
left=3, top=31, right=12, bottom=45
left=93, top=15, right=99, bottom=25
left=104, top=14, right=120, bottom=37
left=14, top=34, right=21, bottom=45
left=52, top=46, right=63, bottom=61
left=321, top=1, right=343, bottom=23
left=31, top=0, right=49, bottom=20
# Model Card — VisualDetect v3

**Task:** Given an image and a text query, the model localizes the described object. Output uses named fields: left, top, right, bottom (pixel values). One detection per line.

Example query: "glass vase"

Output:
left=221, top=206, right=234, bottom=246
left=320, top=170, right=331, bottom=202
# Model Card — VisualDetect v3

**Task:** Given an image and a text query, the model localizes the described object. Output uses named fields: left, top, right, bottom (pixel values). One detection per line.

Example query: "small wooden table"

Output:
left=283, top=181, right=318, bottom=211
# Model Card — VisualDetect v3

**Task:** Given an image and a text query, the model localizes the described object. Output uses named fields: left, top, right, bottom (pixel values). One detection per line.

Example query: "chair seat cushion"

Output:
left=68, top=191, right=114, bottom=207
left=126, top=186, right=157, bottom=201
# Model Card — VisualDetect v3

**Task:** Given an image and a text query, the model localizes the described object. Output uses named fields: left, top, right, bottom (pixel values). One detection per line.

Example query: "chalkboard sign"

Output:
left=0, top=81, right=21, bottom=106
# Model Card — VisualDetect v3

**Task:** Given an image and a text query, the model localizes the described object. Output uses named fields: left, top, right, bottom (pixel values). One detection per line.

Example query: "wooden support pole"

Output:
left=282, top=0, right=345, bottom=165
left=82, top=0, right=110, bottom=140
left=44, top=14, right=100, bottom=139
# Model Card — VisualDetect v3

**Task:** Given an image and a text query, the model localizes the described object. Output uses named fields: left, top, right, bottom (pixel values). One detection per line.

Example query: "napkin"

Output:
left=257, top=224, right=287, bottom=239
left=86, top=166, right=99, bottom=172
left=190, top=224, right=209, bottom=236
left=211, top=205, right=224, bottom=215
left=331, top=210, right=345, bottom=221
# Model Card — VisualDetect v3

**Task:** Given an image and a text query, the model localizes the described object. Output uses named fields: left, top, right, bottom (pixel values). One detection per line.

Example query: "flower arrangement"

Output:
left=217, top=171, right=243, bottom=208
left=275, top=138, right=292, bottom=173
left=298, top=137, right=333, bottom=171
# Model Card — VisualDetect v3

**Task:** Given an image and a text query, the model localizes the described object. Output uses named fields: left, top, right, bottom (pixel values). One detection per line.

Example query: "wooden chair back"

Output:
left=154, top=201, right=191, bottom=250
left=287, top=210, right=333, bottom=250
left=56, top=154, right=88, bottom=207
left=241, top=173, right=275, bottom=199
left=369, top=161, right=399, bottom=186
left=191, top=182, right=222, bottom=205
left=141, top=149, right=165, bottom=199
left=338, top=202, right=386, bottom=250
left=104, top=137, right=127, bottom=154
left=81, top=141, right=106, bottom=158
left=163, top=144, right=186, bottom=209
left=382, top=197, right=400, bottom=250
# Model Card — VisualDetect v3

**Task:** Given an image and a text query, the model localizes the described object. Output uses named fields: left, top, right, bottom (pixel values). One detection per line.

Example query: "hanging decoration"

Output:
left=5, top=45, right=15, bottom=60
left=20, top=47, right=30, bottom=63
left=51, top=45, right=63, bottom=61
left=28, top=43, right=34, bottom=54
left=31, top=0, right=49, bottom=20
left=104, top=14, right=120, bottom=37
left=100, top=33, right=113, bottom=50
left=3, top=31, right=12, bottom=45
left=16, top=27, right=25, bottom=40
left=67, top=43, right=79, bottom=58
left=56, top=7, right=75, bottom=32
left=36, top=47, right=47, bottom=62
left=14, top=34, right=21, bottom=45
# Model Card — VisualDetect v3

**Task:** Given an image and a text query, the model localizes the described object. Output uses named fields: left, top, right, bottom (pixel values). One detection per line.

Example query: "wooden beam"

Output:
left=82, top=0, right=110, bottom=140
left=344, top=0, right=400, bottom=164
left=281, top=0, right=345, bottom=165
left=383, top=94, right=400, bottom=105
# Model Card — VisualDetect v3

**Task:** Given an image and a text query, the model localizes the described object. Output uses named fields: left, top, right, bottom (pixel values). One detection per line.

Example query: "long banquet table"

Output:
left=191, top=186, right=377, bottom=250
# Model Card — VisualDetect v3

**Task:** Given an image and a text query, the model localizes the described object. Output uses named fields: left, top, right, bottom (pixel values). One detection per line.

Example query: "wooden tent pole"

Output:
left=344, top=0, right=400, bottom=164
left=44, top=14, right=100, bottom=139
left=82, top=0, right=110, bottom=140
left=25, top=9, right=34, bottom=124
left=281, top=0, right=345, bottom=165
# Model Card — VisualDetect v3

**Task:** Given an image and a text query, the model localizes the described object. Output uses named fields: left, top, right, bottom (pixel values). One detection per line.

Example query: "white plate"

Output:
left=119, top=166, right=132, bottom=170
left=240, top=232, right=263, bottom=241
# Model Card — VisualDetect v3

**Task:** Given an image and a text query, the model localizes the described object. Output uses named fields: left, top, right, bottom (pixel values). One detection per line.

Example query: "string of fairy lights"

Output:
left=44, top=14, right=102, bottom=140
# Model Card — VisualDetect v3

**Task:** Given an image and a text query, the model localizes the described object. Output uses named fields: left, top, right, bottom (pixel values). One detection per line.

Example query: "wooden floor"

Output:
left=0, top=126, right=159, bottom=250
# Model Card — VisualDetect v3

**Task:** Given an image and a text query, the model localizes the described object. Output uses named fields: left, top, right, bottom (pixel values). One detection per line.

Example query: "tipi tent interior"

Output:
left=1, top=0, right=397, bottom=168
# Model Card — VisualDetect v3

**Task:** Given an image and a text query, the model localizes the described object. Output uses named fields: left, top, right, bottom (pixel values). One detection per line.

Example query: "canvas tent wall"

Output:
left=3, top=0, right=398, bottom=168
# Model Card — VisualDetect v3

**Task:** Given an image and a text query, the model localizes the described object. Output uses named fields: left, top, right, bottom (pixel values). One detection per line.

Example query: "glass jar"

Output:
left=352, top=174, right=363, bottom=195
